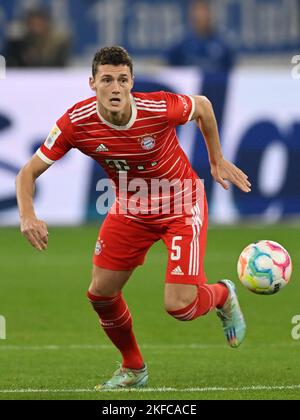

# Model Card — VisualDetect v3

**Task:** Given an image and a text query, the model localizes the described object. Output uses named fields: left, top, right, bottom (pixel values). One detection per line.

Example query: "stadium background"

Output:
left=0, top=0, right=300, bottom=401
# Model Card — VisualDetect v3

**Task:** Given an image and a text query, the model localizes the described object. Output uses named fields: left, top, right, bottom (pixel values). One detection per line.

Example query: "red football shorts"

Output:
left=93, top=199, right=208, bottom=286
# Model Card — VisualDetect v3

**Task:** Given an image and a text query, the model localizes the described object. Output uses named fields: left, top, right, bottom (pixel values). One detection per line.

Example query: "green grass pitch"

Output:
left=0, top=224, right=299, bottom=400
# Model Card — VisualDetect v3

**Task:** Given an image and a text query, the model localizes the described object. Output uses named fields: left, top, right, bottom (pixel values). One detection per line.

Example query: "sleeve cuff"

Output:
left=187, top=95, right=195, bottom=121
left=36, top=148, right=55, bottom=165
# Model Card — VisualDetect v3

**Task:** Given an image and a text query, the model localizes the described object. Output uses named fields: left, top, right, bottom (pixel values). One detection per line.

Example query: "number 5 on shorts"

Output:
left=171, top=236, right=183, bottom=261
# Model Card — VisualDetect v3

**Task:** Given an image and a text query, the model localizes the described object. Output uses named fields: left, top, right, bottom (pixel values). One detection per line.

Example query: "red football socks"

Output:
left=167, top=283, right=229, bottom=321
left=87, top=291, right=144, bottom=369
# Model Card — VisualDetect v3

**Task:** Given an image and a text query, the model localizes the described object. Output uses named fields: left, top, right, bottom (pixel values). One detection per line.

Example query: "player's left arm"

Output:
left=190, top=95, right=251, bottom=193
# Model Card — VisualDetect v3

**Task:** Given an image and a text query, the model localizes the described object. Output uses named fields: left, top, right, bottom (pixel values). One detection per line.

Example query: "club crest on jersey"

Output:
left=139, top=136, right=156, bottom=150
left=45, top=124, right=61, bottom=150
left=95, top=239, right=104, bottom=256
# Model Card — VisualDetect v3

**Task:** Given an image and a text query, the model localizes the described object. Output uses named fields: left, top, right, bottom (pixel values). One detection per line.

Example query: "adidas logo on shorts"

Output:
left=171, top=265, right=184, bottom=275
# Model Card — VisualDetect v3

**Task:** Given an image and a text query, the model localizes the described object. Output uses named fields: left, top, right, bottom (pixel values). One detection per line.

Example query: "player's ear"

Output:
left=89, top=76, right=96, bottom=91
left=130, top=75, right=135, bottom=89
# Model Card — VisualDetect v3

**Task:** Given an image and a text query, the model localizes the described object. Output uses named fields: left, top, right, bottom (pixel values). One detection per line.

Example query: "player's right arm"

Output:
left=16, top=112, right=74, bottom=251
left=16, top=155, right=51, bottom=251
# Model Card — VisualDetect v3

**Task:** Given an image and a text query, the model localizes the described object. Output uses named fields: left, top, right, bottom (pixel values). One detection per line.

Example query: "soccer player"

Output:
left=16, top=46, right=251, bottom=390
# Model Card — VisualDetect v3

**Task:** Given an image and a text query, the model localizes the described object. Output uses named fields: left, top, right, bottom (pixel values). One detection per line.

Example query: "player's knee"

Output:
left=164, top=284, right=198, bottom=316
left=89, top=266, right=117, bottom=297
left=89, top=265, right=131, bottom=297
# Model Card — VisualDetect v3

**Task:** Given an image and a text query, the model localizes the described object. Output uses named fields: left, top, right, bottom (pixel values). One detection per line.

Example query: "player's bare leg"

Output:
left=164, top=283, right=198, bottom=312
left=87, top=266, right=148, bottom=389
left=89, top=265, right=132, bottom=297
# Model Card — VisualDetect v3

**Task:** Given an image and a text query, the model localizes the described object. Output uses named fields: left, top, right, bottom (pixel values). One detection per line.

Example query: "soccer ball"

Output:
left=237, top=240, right=292, bottom=295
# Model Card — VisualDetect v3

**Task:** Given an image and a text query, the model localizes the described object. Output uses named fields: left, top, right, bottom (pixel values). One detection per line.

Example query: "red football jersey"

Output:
left=37, top=91, right=203, bottom=222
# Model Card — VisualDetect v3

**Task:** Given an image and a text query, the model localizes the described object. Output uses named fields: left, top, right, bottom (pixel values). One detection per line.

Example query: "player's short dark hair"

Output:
left=92, top=46, right=133, bottom=78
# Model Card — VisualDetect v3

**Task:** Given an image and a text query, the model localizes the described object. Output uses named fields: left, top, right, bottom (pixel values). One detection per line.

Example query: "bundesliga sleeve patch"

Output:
left=177, top=95, right=189, bottom=118
left=45, top=124, right=62, bottom=150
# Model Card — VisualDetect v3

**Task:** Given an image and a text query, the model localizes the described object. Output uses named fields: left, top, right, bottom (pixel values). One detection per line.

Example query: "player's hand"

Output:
left=20, top=217, right=49, bottom=251
left=210, top=158, right=251, bottom=193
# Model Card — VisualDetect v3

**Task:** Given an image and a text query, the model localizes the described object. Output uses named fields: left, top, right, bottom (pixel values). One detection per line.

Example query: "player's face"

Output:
left=89, top=65, right=133, bottom=115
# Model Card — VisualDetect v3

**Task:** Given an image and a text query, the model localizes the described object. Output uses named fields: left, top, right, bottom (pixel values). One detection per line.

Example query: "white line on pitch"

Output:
left=0, top=342, right=299, bottom=351
left=0, top=343, right=224, bottom=351
left=0, top=385, right=300, bottom=394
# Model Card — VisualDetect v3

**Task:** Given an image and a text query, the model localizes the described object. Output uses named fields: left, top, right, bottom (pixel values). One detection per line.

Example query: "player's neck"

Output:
left=98, top=102, right=132, bottom=127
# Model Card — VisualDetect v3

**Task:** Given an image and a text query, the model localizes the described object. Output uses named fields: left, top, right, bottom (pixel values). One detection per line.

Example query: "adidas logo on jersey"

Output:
left=171, top=265, right=184, bottom=275
left=95, top=143, right=109, bottom=152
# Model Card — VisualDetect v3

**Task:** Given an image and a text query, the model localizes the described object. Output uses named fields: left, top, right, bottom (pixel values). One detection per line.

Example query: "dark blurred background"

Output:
left=0, top=0, right=300, bottom=225
left=1, top=0, right=299, bottom=67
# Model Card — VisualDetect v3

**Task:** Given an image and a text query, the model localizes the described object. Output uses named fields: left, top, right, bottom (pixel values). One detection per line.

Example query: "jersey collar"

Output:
left=96, top=95, right=137, bottom=130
